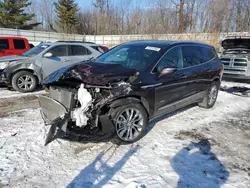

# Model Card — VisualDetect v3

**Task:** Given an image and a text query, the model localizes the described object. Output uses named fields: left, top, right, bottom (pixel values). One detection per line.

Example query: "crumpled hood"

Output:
left=0, top=55, right=28, bottom=63
left=222, top=38, right=250, bottom=50
left=43, top=62, right=137, bottom=86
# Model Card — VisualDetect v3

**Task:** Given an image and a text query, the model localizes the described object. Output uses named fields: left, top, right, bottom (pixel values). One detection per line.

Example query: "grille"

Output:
left=220, top=57, right=249, bottom=67
left=224, top=68, right=246, bottom=72
left=234, top=63, right=247, bottom=67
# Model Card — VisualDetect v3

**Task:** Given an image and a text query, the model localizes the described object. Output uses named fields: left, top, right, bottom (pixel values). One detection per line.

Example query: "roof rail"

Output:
left=56, top=41, right=96, bottom=44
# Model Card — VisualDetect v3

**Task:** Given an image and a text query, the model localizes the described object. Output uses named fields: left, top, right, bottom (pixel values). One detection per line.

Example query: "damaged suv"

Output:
left=39, top=41, right=223, bottom=145
left=220, top=36, right=250, bottom=80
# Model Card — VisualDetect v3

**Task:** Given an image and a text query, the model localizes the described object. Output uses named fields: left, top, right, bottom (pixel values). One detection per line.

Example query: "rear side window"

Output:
left=182, top=46, right=203, bottom=68
left=49, top=45, right=69, bottom=57
left=201, top=47, right=216, bottom=62
left=70, top=45, right=91, bottom=56
left=13, top=39, right=26, bottom=49
left=0, top=39, right=9, bottom=49
left=91, top=46, right=104, bottom=53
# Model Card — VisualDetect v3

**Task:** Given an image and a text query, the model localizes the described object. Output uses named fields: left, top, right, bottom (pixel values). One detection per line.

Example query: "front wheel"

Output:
left=11, top=71, right=38, bottom=93
left=111, top=103, right=148, bottom=143
left=198, top=81, right=219, bottom=109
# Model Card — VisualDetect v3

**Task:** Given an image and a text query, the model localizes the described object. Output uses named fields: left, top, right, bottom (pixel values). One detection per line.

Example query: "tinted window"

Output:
left=154, top=46, right=183, bottom=72
left=182, top=46, right=203, bottom=68
left=23, top=44, right=50, bottom=57
left=96, top=45, right=164, bottom=71
left=91, top=46, right=104, bottom=53
left=201, top=47, right=215, bottom=62
left=13, top=39, right=26, bottom=49
left=71, top=45, right=91, bottom=56
left=0, top=39, right=9, bottom=50
left=49, top=45, right=68, bottom=56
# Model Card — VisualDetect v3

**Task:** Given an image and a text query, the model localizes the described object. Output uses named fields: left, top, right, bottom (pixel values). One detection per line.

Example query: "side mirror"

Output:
left=43, top=52, right=53, bottom=58
left=158, top=68, right=177, bottom=78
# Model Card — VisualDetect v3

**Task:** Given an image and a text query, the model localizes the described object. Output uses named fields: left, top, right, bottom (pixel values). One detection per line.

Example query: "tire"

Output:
left=111, top=103, right=148, bottom=144
left=11, top=71, right=38, bottom=93
left=198, top=81, right=219, bottom=109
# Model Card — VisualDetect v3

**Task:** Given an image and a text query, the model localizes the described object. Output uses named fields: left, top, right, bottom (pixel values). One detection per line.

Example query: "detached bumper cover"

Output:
left=38, top=95, right=70, bottom=145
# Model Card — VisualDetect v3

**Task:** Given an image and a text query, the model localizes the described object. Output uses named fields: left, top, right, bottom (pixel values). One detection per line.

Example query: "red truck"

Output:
left=0, top=37, right=30, bottom=57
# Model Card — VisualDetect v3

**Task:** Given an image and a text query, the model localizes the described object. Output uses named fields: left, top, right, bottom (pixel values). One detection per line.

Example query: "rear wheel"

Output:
left=198, top=81, right=219, bottom=108
left=111, top=103, right=148, bottom=143
left=11, top=71, right=37, bottom=93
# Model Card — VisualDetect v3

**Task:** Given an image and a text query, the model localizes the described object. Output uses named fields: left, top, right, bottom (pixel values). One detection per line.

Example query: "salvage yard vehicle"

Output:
left=0, top=41, right=104, bottom=92
left=39, top=40, right=223, bottom=145
left=220, top=36, right=250, bottom=80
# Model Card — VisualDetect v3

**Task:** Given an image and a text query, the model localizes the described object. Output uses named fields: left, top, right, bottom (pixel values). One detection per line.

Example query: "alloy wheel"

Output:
left=17, top=75, right=35, bottom=91
left=115, top=108, right=144, bottom=141
left=208, top=84, right=218, bottom=106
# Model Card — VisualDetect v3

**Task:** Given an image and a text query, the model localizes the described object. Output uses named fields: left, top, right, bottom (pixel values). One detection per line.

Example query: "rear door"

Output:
left=154, top=46, right=190, bottom=116
left=68, top=45, right=94, bottom=62
left=12, top=39, right=29, bottom=55
left=41, top=45, right=71, bottom=79
left=181, top=45, right=205, bottom=94
left=0, top=39, right=11, bottom=57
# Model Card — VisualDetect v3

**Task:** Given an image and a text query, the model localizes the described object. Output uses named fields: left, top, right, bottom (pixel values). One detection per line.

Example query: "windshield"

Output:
left=23, top=44, right=50, bottom=57
left=96, top=44, right=164, bottom=71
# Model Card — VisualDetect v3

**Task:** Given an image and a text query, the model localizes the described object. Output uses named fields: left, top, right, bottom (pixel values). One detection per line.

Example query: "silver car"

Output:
left=0, top=41, right=104, bottom=92
left=220, top=36, right=250, bottom=80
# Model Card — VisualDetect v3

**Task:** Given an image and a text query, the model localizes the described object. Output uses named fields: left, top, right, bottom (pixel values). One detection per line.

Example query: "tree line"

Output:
left=0, top=0, right=250, bottom=34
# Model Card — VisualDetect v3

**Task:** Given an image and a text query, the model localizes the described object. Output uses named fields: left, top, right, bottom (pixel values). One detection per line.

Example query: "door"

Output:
left=0, top=39, right=12, bottom=57
left=41, top=45, right=72, bottom=79
left=182, top=45, right=210, bottom=93
left=68, top=45, right=94, bottom=63
left=199, top=46, right=217, bottom=90
left=154, top=46, right=190, bottom=116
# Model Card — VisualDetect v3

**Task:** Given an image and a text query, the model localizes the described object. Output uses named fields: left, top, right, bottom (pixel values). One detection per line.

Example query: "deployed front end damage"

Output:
left=38, top=62, right=137, bottom=145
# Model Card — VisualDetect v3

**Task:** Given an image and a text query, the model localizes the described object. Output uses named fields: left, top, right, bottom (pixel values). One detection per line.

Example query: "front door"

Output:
left=153, top=46, right=190, bottom=116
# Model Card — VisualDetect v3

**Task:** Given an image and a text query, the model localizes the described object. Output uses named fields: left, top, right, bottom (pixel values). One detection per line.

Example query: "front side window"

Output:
left=96, top=44, right=164, bottom=71
left=49, top=45, right=69, bottom=57
left=182, top=46, right=203, bottom=68
left=71, top=45, right=91, bottom=56
left=13, top=39, right=26, bottom=49
left=0, top=39, right=9, bottom=50
left=154, top=46, right=183, bottom=72
left=91, top=46, right=105, bottom=53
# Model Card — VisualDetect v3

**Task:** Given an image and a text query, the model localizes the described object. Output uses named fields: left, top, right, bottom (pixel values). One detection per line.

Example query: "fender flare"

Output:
left=109, top=96, right=150, bottom=116
left=109, top=97, right=141, bottom=108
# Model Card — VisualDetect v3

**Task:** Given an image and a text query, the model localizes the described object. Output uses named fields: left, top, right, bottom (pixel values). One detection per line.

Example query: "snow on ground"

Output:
left=0, top=87, right=46, bottom=99
left=0, top=81, right=250, bottom=188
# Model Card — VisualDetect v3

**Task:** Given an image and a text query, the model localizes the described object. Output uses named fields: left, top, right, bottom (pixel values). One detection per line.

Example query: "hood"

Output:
left=43, top=62, right=138, bottom=86
left=0, top=55, right=28, bottom=63
left=222, top=38, right=250, bottom=50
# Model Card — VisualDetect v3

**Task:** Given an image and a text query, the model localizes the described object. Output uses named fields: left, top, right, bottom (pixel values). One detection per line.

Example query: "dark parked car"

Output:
left=39, top=41, right=223, bottom=145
